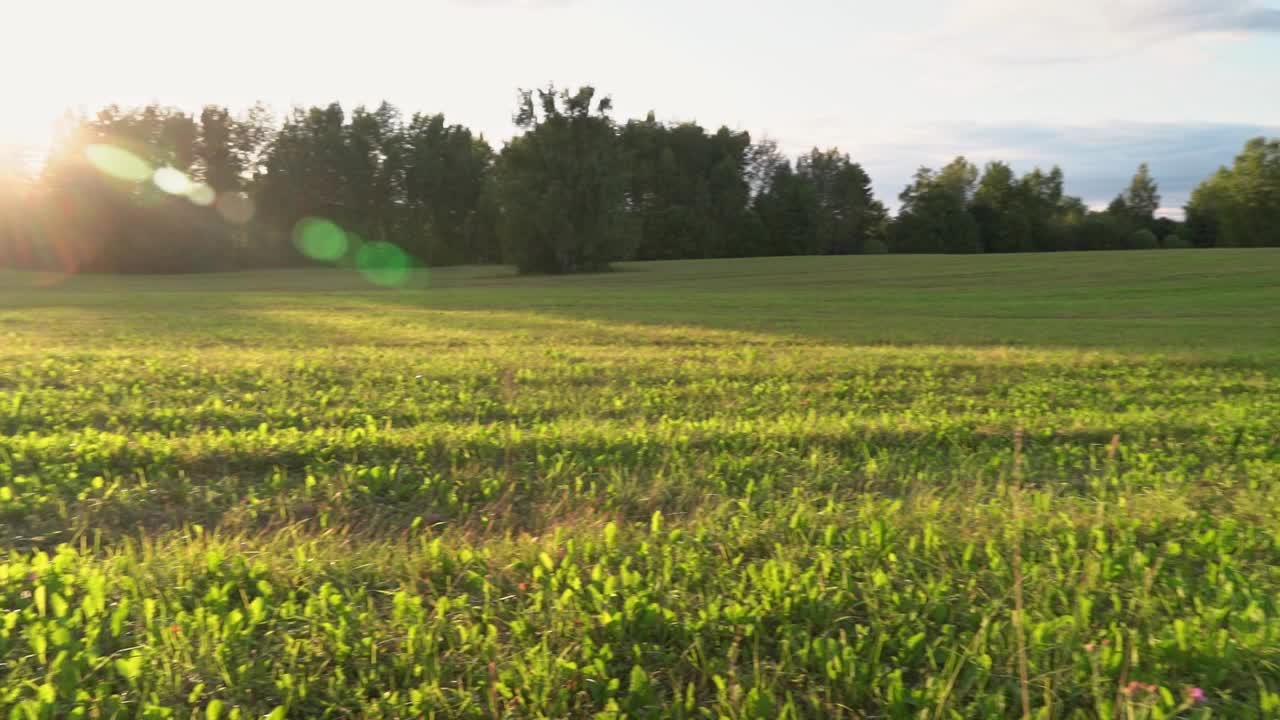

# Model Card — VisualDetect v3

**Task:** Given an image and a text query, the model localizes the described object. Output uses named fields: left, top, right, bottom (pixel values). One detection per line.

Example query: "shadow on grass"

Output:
left=2, top=418, right=1262, bottom=551
left=5, top=252, right=1280, bottom=355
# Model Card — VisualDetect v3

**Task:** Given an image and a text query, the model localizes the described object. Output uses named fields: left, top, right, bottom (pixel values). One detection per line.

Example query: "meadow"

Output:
left=1, top=250, right=1278, bottom=719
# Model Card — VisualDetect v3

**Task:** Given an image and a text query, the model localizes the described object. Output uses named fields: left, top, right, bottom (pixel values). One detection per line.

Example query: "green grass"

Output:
left=1, top=250, right=1279, bottom=719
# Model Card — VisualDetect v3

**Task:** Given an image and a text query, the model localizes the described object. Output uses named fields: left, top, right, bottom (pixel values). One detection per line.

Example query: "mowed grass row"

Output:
left=1, top=345, right=1276, bottom=544
left=1, top=251, right=1279, bottom=718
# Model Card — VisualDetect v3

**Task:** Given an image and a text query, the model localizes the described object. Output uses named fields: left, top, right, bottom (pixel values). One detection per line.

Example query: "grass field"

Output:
left=2, top=250, right=1279, bottom=719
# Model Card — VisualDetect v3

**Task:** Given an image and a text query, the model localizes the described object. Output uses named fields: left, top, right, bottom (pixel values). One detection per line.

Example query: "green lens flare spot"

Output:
left=292, top=218, right=349, bottom=261
left=84, top=144, right=152, bottom=182
left=356, top=242, right=411, bottom=286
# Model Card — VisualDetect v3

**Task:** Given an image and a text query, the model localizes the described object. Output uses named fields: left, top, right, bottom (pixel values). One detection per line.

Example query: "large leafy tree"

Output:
left=256, top=103, right=350, bottom=232
left=344, top=103, right=406, bottom=246
left=254, top=102, right=402, bottom=265
left=403, top=112, right=496, bottom=265
left=1018, top=166, right=1080, bottom=252
left=620, top=116, right=754, bottom=260
left=703, top=127, right=754, bottom=259
left=1122, top=163, right=1161, bottom=223
left=796, top=148, right=886, bottom=254
left=196, top=106, right=244, bottom=192
left=1185, top=137, right=1280, bottom=248
left=1094, top=164, right=1167, bottom=249
left=890, top=159, right=981, bottom=253
left=753, top=160, right=819, bottom=256
left=744, top=138, right=788, bottom=200
left=239, top=101, right=502, bottom=267
left=971, top=161, right=1029, bottom=253
left=254, top=106, right=337, bottom=264
left=496, top=86, right=633, bottom=274
left=194, top=105, right=274, bottom=264
left=907, top=160, right=1087, bottom=254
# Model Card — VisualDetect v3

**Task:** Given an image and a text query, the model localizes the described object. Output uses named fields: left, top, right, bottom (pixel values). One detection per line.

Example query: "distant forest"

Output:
left=1, top=86, right=1276, bottom=275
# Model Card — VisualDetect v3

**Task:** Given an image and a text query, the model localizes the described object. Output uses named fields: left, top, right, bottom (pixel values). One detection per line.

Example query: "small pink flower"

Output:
left=1186, top=687, right=1207, bottom=705
left=1122, top=681, right=1157, bottom=697
left=1083, top=642, right=1097, bottom=653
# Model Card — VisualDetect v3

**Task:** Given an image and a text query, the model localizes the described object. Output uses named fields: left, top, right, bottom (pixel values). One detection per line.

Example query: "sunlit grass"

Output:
left=0, top=252, right=1278, bottom=717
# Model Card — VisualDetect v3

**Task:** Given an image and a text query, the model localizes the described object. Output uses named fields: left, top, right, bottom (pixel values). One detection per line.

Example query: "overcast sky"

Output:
left=3, top=0, right=1278, bottom=213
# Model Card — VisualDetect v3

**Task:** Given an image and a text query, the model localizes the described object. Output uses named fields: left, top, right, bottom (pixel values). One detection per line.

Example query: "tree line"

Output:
left=1, top=86, right=1276, bottom=275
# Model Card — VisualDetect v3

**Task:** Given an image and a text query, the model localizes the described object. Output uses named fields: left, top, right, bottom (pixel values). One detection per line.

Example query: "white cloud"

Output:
left=933, top=0, right=1280, bottom=63
left=1131, top=0, right=1280, bottom=33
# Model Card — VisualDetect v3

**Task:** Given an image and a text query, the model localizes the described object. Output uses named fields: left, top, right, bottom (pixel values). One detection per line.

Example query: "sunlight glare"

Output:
left=84, top=144, right=151, bottom=182
left=152, top=166, right=192, bottom=195
left=187, top=183, right=216, bottom=206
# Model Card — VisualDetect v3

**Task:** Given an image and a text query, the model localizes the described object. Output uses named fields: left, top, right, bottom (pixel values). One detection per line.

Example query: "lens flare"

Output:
left=293, top=217, right=348, bottom=261
left=356, top=241, right=411, bottom=286
left=84, top=144, right=151, bottom=182
left=187, top=183, right=216, bottom=207
left=338, top=230, right=366, bottom=268
left=216, top=192, right=255, bottom=224
left=153, top=167, right=192, bottom=195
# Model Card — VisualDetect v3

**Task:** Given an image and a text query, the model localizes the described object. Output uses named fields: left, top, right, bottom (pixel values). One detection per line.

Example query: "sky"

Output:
left=3, top=0, right=1279, bottom=214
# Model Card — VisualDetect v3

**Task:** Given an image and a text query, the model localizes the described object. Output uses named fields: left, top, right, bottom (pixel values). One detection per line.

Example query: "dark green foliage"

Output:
left=1122, top=163, right=1161, bottom=224
left=1128, top=228, right=1159, bottom=249
left=891, top=160, right=1096, bottom=255
left=496, top=86, right=634, bottom=274
left=1162, top=233, right=1191, bottom=249
left=1018, top=167, right=1078, bottom=252
left=797, top=148, right=886, bottom=254
left=252, top=103, right=353, bottom=265
left=972, top=161, right=1031, bottom=253
left=1067, top=213, right=1127, bottom=252
left=9, top=94, right=1280, bottom=273
left=621, top=115, right=754, bottom=260
left=344, top=103, right=406, bottom=247
left=1185, top=138, right=1280, bottom=248
left=197, top=106, right=248, bottom=192
left=889, top=161, right=981, bottom=253
left=885, top=158, right=1192, bottom=256
left=753, top=162, right=820, bottom=255
left=1152, top=216, right=1179, bottom=240
left=1185, top=198, right=1221, bottom=248
left=402, top=113, right=497, bottom=265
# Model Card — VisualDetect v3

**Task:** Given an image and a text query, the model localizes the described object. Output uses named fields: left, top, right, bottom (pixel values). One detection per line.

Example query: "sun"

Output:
left=0, top=113, right=62, bottom=175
